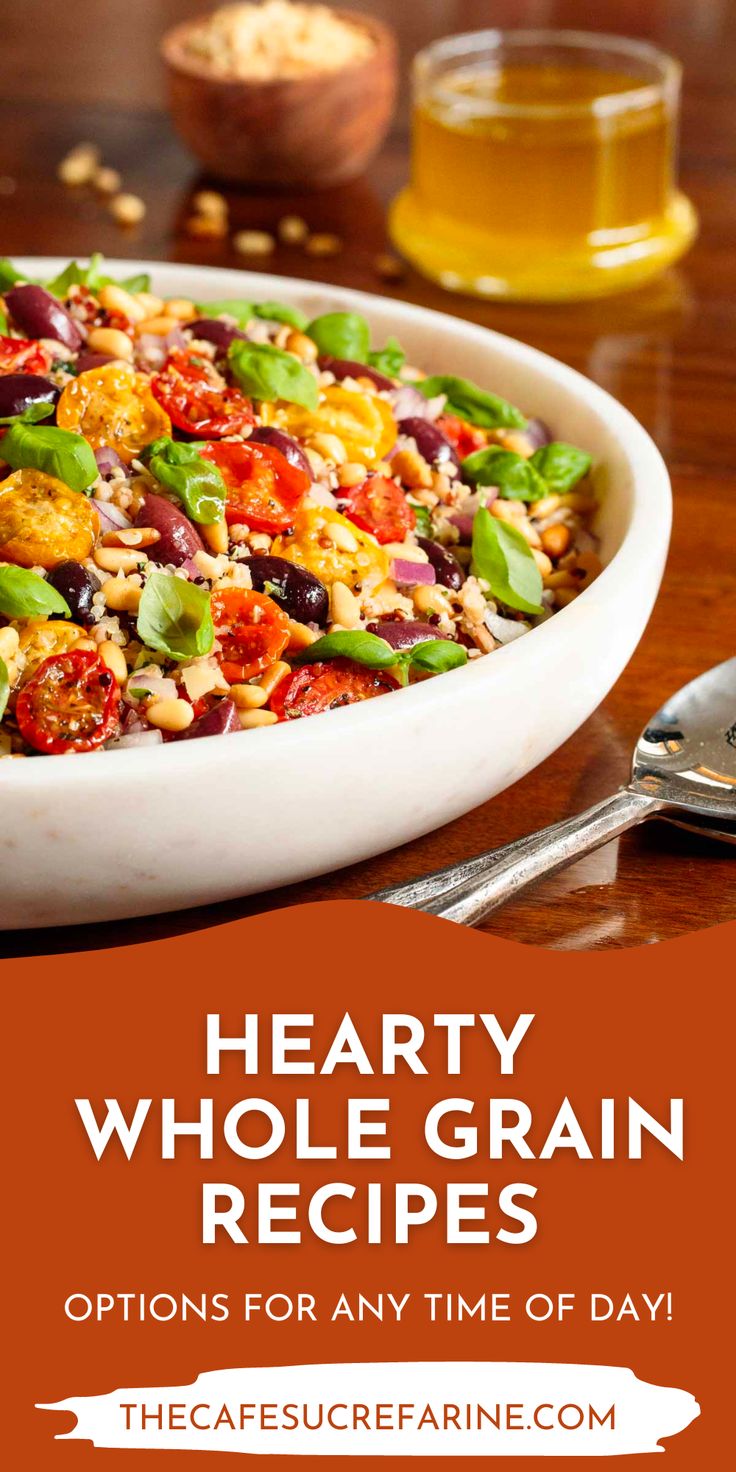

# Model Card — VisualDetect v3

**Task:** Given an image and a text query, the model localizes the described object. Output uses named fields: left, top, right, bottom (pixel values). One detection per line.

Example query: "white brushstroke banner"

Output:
left=38, top=1361, right=699, bottom=1457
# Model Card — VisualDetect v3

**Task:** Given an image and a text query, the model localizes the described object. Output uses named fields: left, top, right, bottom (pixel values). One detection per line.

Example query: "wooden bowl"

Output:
left=161, top=9, right=398, bottom=189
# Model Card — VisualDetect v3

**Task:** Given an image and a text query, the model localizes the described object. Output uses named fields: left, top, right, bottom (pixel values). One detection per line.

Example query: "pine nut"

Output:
left=134, top=292, right=164, bottom=317
left=186, top=214, right=228, bottom=240
left=531, top=494, right=561, bottom=519
left=278, top=214, right=308, bottom=244
left=192, top=190, right=228, bottom=220
left=514, top=519, right=542, bottom=549
left=238, top=708, right=279, bottom=729
left=337, top=462, right=367, bottom=489
left=247, top=532, right=271, bottom=553
left=233, top=230, right=276, bottom=256
left=309, top=433, right=348, bottom=466
left=147, top=698, right=194, bottom=732
left=110, top=192, right=146, bottom=226
left=165, top=298, right=196, bottom=321
left=181, top=664, right=219, bottom=702
left=560, top=492, right=596, bottom=513
left=97, top=284, right=147, bottom=322
left=491, top=499, right=526, bottom=521
left=330, top=581, right=361, bottom=627
left=201, top=518, right=229, bottom=555
left=258, top=660, right=290, bottom=699
left=0, top=626, right=20, bottom=661
left=383, top=542, right=428, bottom=563
left=97, top=640, right=128, bottom=684
left=543, top=570, right=577, bottom=590
left=575, top=551, right=603, bottom=585
left=136, top=314, right=178, bottom=336
left=101, top=526, right=161, bottom=549
left=554, top=587, right=580, bottom=607
left=532, top=548, right=553, bottom=577
left=86, top=327, right=133, bottom=361
left=286, top=619, right=318, bottom=651
left=500, top=430, right=535, bottom=458
left=391, top=448, right=432, bottom=490
left=230, top=683, right=268, bottom=710
left=103, top=577, right=142, bottom=612
left=285, top=330, right=318, bottom=364
left=94, top=546, right=149, bottom=573
left=541, top=523, right=571, bottom=558
left=325, top=521, right=357, bottom=552
left=94, top=166, right=121, bottom=195
left=374, top=252, right=405, bottom=282
left=413, top=585, right=454, bottom=618
left=305, top=233, right=342, bottom=257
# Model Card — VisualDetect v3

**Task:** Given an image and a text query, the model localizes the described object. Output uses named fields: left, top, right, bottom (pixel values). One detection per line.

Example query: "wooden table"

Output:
left=2, top=0, right=734, bottom=954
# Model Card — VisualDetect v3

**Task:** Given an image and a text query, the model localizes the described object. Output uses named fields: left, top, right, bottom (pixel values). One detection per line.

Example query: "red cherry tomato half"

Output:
left=340, top=473, right=416, bottom=545
left=151, top=351, right=254, bottom=437
left=201, top=440, right=309, bottom=534
left=211, top=586, right=290, bottom=684
left=0, top=334, right=52, bottom=375
left=270, top=659, right=398, bottom=721
left=436, top=412, right=487, bottom=459
left=15, top=649, right=121, bottom=754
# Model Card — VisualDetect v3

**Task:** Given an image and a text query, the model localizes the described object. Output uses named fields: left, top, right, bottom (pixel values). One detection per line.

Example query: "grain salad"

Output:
left=0, top=255, right=600, bottom=757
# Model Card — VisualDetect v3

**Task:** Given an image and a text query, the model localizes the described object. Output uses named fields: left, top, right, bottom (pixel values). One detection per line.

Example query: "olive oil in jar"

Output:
left=390, top=35, right=697, bottom=300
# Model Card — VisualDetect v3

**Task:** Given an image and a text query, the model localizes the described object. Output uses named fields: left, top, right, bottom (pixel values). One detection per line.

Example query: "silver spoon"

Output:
left=368, top=657, right=736, bottom=925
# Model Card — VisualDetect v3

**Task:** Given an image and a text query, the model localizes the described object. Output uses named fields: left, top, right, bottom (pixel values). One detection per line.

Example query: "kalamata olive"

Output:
left=188, top=317, right=250, bottom=352
left=168, top=699, right=240, bottom=741
left=75, top=351, right=116, bottom=374
left=136, top=492, right=204, bottom=567
left=524, top=417, right=552, bottom=450
left=248, top=426, right=311, bottom=477
left=318, top=356, right=395, bottom=391
left=365, top=620, right=441, bottom=651
left=5, top=283, right=84, bottom=351
left=398, top=416, right=461, bottom=471
left=416, top=536, right=464, bottom=591
left=0, top=373, right=59, bottom=420
left=47, top=560, right=100, bottom=621
left=247, top=554, right=329, bottom=625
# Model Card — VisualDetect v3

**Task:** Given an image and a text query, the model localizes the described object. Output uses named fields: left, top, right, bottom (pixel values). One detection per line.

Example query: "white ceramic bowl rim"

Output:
left=4, top=259, right=671, bottom=790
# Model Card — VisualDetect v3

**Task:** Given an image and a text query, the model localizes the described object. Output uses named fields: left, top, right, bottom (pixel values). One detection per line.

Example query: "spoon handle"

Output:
left=371, top=788, right=660, bottom=924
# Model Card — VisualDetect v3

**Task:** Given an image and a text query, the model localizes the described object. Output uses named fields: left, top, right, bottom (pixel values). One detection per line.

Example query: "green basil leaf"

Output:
left=408, top=502, right=433, bottom=537
left=119, top=272, right=151, bottom=294
left=0, top=306, right=7, bottom=334
left=463, top=446, right=547, bottom=503
left=417, top=375, right=526, bottom=430
left=253, top=301, right=309, bottom=330
left=0, top=400, right=55, bottom=426
left=0, top=656, right=8, bottom=722
left=146, top=437, right=225, bottom=525
left=306, top=312, right=370, bottom=363
left=296, top=629, right=399, bottom=669
left=367, top=337, right=406, bottom=378
left=228, top=340, right=318, bottom=410
left=471, top=506, right=543, bottom=616
left=136, top=572, right=214, bottom=662
left=196, top=298, right=253, bottom=329
left=0, top=258, right=28, bottom=290
left=0, top=565, right=71, bottom=619
left=529, top=441, right=592, bottom=494
left=1, top=421, right=98, bottom=493
left=409, top=638, right=468, bottom=676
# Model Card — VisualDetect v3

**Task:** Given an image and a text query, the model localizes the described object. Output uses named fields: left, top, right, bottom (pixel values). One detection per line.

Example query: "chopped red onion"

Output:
left=180, top=556, right=202, bottom=580
left=94, top=446, right=127, bottom=477
left=391, top=558, right=436, bottom=586
left=135, top=327, right=186, bottom=366
left=124, top=673, right=178, bottom=705
left=307, top=482, right=338, bottom=508
left=389, top=384, right=445, bottom=422
left=92, top=499, right=132, bottom=533
left=107, top=729, right=164, bottom=750
left=484, top=610, right=531, bottom=643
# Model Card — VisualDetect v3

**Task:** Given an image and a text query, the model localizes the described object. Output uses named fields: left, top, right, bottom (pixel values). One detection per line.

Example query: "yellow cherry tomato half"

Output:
left=263, top=385, right=396, bottom=467
left=57, top=361, right=171, bottom=465
left=18, top=619, right=93, bottom=681
left=0, top=468, right=99, bottom=569
left=272, top=506, right=389, bottom=591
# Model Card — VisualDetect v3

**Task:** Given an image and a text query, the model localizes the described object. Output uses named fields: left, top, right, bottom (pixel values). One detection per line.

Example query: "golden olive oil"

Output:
left=390, top=57, right=697, bottom=299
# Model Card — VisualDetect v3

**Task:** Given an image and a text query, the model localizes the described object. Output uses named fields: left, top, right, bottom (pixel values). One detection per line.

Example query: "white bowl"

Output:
left=1, top=260, right=671, bottom=928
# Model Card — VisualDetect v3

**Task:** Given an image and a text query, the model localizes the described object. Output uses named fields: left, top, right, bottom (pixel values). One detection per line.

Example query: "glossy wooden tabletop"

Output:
left=2, top=0, right=734, bottom=954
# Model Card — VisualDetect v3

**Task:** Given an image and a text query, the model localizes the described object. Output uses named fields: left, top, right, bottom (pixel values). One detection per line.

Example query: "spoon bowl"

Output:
left=371, top=657, right=736, bottom=923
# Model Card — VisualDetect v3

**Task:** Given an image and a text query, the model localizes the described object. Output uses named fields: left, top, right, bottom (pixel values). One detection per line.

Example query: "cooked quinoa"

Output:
left=0, top=255, right=600, bottom=757
left=182, top=2, right=375, bottom=80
